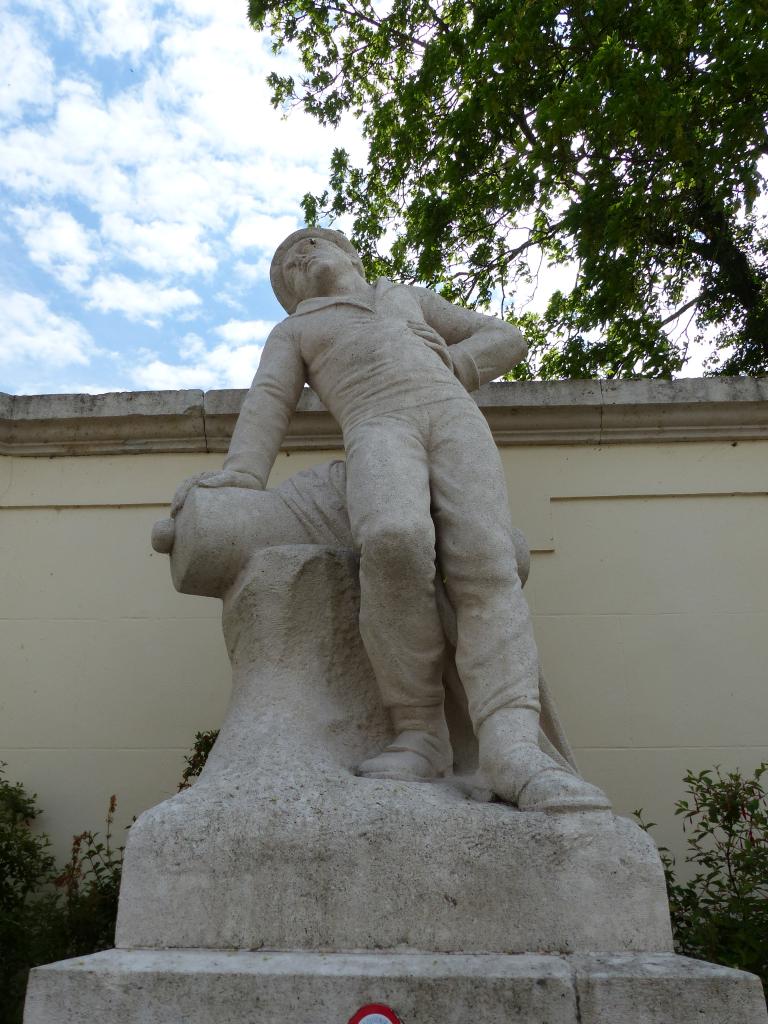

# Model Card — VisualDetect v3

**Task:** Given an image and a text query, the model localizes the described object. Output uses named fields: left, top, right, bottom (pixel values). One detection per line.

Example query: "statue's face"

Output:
left=282, top=236, right=362, bottom=302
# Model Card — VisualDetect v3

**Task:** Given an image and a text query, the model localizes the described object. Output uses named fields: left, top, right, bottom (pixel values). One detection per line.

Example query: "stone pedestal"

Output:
left=24, top=951, right=768, bottom=1024
left=117, top=542, right=671, bottom=955
left=24, top=488, right=767, bottom=1023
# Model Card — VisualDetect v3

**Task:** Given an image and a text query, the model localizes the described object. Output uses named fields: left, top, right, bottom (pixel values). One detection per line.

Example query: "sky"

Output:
left=1, top=0, right=720, bottom=396
left=0, top=0, right=370, bottom=395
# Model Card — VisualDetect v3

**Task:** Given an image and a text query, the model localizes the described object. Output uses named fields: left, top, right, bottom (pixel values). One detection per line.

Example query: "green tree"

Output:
left=249, top=0, right=768, bottom=378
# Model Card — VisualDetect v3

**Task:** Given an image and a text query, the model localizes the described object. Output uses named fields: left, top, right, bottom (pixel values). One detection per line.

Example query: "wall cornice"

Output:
left=1, top=378, right=766, bottom=456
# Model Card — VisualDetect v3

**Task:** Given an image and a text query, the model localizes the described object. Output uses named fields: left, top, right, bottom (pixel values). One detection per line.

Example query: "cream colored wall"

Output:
left=1, top=440, right=766, bottom=868
left=506, top=441, right=768, bottom=865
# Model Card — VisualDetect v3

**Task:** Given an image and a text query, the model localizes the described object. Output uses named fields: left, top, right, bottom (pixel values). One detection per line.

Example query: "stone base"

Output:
left=118, top=773, right=672, bottom=954
left=24, top=949, right=767, bottom=1024
left=116, top=546, right=672, bottom=955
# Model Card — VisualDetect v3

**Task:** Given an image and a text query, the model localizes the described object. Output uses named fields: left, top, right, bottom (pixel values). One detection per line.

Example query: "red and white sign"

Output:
left=348, top=1004, right=402, bottom=1024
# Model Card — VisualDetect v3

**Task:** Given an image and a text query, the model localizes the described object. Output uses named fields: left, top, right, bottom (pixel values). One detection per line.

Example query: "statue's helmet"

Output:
left=270, top=227, right=364, bottom=314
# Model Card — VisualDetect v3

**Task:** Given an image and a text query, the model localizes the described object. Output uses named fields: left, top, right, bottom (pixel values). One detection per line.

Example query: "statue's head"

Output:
left=271, top=227, right=366, bottom=313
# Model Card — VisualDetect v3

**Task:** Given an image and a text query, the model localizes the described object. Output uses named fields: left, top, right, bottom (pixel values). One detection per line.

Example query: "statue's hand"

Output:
left=171, top=470, right=263, bottom=517
left=407, top=319, right=452, bottom=369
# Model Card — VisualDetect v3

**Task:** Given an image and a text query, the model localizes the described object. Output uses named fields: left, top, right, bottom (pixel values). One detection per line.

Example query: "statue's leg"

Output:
left=429, top=403, right=540, bottom=725
left=343, top=414, right=452, bottom=781
left=428, top=401, right=611, bottom=811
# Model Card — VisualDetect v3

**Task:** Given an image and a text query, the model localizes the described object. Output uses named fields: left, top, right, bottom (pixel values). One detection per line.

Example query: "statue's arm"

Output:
left=170, top=324, right=305, bottom=516
left=222, top=323, right=306, bottom=487
left=413, top=286, right=528, bottom=391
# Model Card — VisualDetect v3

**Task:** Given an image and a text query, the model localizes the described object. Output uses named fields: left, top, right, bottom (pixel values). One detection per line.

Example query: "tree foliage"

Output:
left=249, top=0, right=768, bottom=378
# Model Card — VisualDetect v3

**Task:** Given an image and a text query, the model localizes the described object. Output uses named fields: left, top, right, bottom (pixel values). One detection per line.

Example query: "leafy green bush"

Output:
left=637, top=763, right=768, bottom=987
left=0, top=771, right=124, bottom=1024
left=50, top=795, right=124, bottom=958
left=1, top=732, right=219, bottom=1022
left=178, top=729, right=219, bottom=790
left=0, top=763, right=58, bottom=1023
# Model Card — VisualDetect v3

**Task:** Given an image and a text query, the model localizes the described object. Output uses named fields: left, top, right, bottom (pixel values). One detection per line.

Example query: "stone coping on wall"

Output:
left=0, top=378, right=766, bottom=456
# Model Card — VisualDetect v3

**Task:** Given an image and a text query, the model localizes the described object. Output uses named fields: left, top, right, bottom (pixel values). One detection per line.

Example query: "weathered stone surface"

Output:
left=187, top=231, right=614, bottom=813
left=24, top=950, right=768, bottom=1024
left=0, top=389, right=205, bottom=455
left=571, top=953, right=768, bottom=1023
left=3, top=378, right=768, bottom=456
left=116, top=540, right=672, bottom=954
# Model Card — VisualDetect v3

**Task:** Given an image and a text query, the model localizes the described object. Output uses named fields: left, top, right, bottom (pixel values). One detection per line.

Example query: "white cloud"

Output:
left=0, top=0, right=368, bottom=382
left=214, top=318, right=274, bottom=343
left=233, top=257, right=272, bottom=283
left=13, top=206, right=99, bottom=291
left=101, top=213, right=216, bottom=275
left=0, top=16, right=54, bottom=122
left=0, top=291, right=95, bottom=367
left=229, top=212, right=299, bottom=254
left=55, top=382, right=133, bottom=395
left=156, top=6, right=324, bottom=159
left=0, top=2, right=358, bottom=227
left=15, top=0, right=75, bottom=37
left=79, top=0, right=159, bottom=60
left=88, top=274, right=201, bottom=323
left=130, top=330, right=266, bottom=389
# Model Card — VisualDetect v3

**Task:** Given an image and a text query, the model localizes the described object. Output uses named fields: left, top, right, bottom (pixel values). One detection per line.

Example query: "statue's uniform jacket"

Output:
left=225, top=278, right=540, bottom=729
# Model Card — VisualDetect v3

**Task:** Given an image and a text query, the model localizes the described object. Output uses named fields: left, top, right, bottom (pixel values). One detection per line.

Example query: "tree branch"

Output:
left=660, top=295, right=701, bottom=327
left=325, top=1, right=429, bottom=49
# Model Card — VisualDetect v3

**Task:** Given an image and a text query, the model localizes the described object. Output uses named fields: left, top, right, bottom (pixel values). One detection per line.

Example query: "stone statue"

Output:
left=25, top=235, right=768, bottom=1024
left=172, top=227, right=609, bottom=812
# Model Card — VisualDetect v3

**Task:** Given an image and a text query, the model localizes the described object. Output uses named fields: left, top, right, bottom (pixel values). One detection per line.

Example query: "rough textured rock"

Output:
left=117, top=540, right=672, bottom=954
left=24, top=950, right=768, bottom=1024
left=570, top=953, right=768, bottom=1023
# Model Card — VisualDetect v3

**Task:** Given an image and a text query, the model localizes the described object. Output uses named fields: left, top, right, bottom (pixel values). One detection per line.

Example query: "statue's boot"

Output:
left=478, top=708, right=611, bottom=812
left=356, top=705, right=452, bottom=781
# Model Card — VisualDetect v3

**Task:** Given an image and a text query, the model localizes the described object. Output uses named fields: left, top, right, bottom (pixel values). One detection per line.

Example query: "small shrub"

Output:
left=4, top=730, right=218, bottom=1022
left=0, top=763, right=58, bottom=1024
left=178, top=729, right=219, bottom=790
left=637, top=763, right=768, bottom=988
left=51, top=795, right=124, bottom=957
left=0, top=775, right=125, bottom=1024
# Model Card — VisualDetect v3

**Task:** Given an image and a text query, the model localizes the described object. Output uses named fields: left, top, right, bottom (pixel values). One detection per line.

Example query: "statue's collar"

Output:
left=291, top=278, right=395, bottom=318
